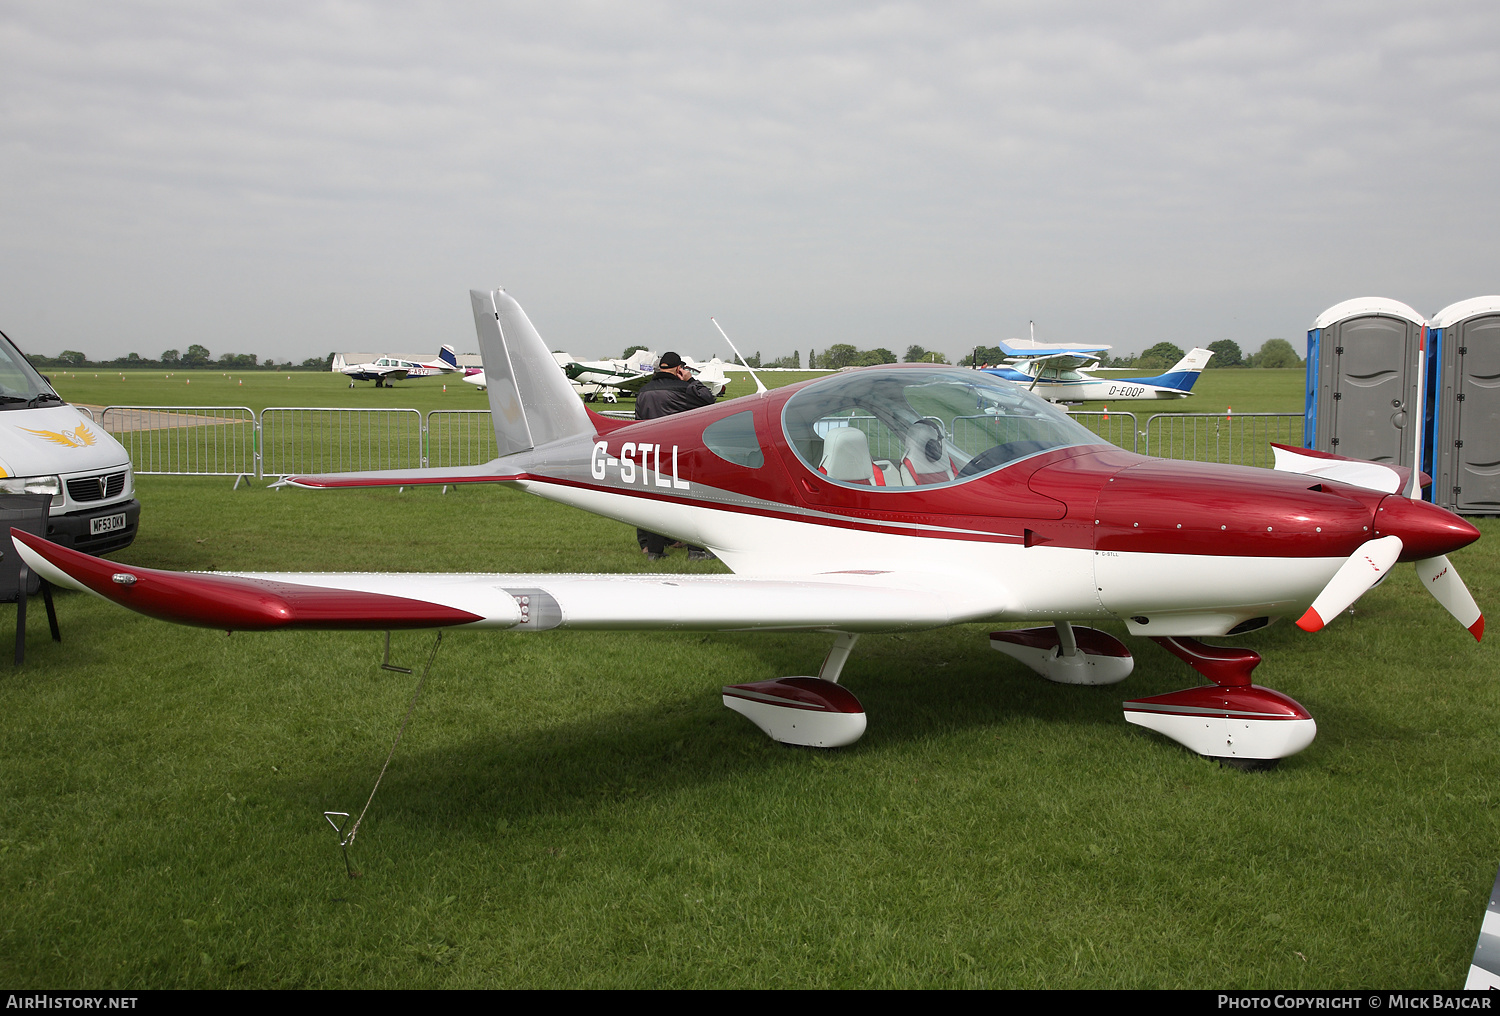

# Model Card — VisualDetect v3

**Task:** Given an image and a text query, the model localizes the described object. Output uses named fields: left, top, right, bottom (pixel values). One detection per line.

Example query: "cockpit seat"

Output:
left=900, top=418, right=956, bottom=485
left=818, top=426, right=891, bottom=486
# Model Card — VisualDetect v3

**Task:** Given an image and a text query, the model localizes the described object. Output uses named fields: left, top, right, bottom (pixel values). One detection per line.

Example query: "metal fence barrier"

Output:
left=101, top=405, right=258, bottom=485
left=427, top=410, right=499, bottom=468
left=1063, top=410, right=1139, bottom=453
left=1141, top=412, right=1301, bottom=468
left=97, top=405, right=1309, bottom=483
left=261, top=407, right=425, bottom=478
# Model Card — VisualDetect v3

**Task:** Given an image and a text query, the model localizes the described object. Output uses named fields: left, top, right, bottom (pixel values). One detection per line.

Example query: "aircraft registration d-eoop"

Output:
left=983, top=338, right=1214, bottom=402
left=12, top=289, right=1483, bottom=770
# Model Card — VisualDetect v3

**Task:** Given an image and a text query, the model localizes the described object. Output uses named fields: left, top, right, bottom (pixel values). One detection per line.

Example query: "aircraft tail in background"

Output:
left=1137, top=347, right=1214, bottom=393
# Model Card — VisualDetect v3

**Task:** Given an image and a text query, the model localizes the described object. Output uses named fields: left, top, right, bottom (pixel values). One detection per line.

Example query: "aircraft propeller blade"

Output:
left=1415, top=555, right=1485, bottom=641
left=1295, top=535, right=1404, bottom=633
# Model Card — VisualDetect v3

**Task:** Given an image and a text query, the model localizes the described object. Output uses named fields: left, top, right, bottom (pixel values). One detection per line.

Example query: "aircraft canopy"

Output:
left=781, top=367, right=1106, bottom=490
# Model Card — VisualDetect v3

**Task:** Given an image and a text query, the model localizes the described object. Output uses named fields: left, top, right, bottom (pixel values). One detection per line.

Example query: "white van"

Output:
left=0, top=330, right=139, bottom=554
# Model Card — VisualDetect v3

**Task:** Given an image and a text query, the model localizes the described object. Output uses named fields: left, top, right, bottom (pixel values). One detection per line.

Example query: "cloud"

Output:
left=2, top=1, right=1497, bottom=360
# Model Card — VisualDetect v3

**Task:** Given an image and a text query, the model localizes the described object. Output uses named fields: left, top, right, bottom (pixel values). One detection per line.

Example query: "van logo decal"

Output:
left=22, top=423, right=98, bottom=448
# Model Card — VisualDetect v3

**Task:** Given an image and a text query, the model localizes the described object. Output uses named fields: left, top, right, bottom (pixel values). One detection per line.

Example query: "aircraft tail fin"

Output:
left=1140, top=347, right=1214, bottom=392
left=470, top=289, right=593, bottom=456
left=437, top=344, right=459, bottom=370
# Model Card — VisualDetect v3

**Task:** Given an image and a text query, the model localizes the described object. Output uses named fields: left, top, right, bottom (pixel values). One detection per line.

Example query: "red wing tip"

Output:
left=9, top=527, right=45, bottom=552
left=1470, top=615, right=1485, bottom=642
left=8, top=529, right=483, bottom=630
left=1295, top=608, right=1325, bottom=633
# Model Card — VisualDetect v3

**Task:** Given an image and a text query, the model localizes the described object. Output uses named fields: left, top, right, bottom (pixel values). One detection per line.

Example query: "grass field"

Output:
left=6, top=366, right=1496, bottom=989
left=45, top=365, right=1307, bottom=417
left=51, top=367, right=1308, bottom=476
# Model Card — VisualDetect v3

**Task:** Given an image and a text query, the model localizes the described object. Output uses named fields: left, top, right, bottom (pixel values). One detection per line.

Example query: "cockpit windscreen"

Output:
left=781, top=368, right=1106, bottom=490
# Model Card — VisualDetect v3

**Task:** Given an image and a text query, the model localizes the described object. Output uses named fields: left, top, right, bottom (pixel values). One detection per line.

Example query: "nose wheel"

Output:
left=1122, top=637, right=1316, bottom=769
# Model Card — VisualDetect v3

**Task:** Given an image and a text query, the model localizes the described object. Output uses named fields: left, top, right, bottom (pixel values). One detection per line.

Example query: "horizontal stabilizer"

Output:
left=273, top=461, right=529, bottom=489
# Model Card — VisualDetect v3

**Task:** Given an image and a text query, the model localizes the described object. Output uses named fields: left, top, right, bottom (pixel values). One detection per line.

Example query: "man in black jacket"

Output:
left=635, top=352, right=716, bottom=560
left=634, top=351, right=717, bottom=421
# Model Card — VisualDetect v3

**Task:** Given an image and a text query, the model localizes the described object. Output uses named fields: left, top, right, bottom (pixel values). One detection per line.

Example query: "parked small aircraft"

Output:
left=462, top=351, right=729, bottom=401
left=334, top=345, right=471, bottom=387
left=558, top=348, right=657, bottom=399
left=13, top=289, right=1483, bottom=769
left=563, top=353, right=731, bottom=400
left=983, top=340, right=1214, bottom=403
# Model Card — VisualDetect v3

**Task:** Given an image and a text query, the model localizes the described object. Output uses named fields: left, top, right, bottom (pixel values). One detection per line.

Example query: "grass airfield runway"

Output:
left=43, top=363, right=1306, bottom=416
left=2, top=368, right=1496, bottom=988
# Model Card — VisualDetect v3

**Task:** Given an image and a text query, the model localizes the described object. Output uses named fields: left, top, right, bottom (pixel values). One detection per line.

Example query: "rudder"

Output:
left=1145, top=347, right=1214, bottom=392
left=470, top=289, right=593, bottom=456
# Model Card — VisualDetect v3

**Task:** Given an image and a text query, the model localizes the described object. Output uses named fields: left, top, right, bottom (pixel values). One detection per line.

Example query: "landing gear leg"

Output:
left=989, top=622, right=1134, bottom=684
left=1122, top=637, right=1316, bottom=769
left=819, top=632, right=859, bottom=683
left=722, top=631, right=868, bottom=747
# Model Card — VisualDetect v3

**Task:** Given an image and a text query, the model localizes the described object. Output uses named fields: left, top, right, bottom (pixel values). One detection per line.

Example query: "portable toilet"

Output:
left=1305, top=298, right=1427, bottom=469
left=1427, top=296, right=1500, bottom=514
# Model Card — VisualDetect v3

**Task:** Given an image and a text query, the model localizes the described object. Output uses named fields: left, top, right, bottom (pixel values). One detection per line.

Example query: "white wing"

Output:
left=13, top=530, right=1013, bottom=633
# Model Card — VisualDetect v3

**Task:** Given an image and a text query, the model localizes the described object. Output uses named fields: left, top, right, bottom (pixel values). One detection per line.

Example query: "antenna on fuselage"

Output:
left=711, top=318, right=768, bottom=394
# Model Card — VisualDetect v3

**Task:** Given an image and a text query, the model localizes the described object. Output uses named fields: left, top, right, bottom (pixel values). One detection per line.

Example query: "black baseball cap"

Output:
left=658, top=352, right=685, bottom=369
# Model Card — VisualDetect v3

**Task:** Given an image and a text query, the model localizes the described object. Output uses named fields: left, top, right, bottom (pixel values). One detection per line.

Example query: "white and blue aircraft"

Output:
left=335, top=345, right=471, bottom=388
left=982, top=340, right=1214, bottom=403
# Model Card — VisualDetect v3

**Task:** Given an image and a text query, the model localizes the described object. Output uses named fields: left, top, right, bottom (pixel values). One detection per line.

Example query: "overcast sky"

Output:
left=2, top=1, right=1497, bottom=365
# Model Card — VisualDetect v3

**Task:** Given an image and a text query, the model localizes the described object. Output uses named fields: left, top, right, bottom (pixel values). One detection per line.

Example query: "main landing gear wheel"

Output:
left=722, top=633, right=866, bottom=747
left=1122, top=637, right=1316, bottom=768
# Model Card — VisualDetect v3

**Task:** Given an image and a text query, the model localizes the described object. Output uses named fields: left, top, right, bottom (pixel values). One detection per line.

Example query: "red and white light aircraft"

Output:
left=11, top=290, right=1485, bottom=768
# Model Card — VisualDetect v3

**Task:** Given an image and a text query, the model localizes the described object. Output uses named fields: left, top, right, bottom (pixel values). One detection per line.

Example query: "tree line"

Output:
left=735, top=345, right=951, bottom=369
left=25, top=347, right=336, bottom=370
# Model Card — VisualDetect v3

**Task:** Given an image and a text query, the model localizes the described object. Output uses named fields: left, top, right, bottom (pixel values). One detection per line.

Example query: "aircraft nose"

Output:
left=1373, top=495, right=1480, bottom=561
